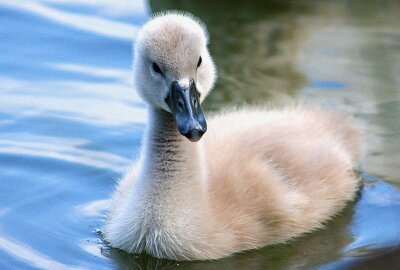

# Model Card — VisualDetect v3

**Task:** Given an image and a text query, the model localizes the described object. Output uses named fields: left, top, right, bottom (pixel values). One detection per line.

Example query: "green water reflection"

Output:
left=104, top=0, right=400, bottom=269
left=153, top=0, right=310, bottom=110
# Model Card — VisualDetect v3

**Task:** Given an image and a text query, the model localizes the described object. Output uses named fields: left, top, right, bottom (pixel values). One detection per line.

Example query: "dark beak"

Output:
left=165, top=79, right=207, bottom=142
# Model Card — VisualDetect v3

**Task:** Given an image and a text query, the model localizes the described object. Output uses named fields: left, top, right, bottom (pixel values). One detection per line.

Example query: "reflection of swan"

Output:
left=104, top=13, right=362, bottom=261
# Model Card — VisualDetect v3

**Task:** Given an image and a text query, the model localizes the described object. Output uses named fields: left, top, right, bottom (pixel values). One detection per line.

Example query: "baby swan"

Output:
left=104, top=13, right=362, bottom=260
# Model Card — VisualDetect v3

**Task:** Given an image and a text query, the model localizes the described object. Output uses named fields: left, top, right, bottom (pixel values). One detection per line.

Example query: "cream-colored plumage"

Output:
left=104, top=12, right=362, bottom=261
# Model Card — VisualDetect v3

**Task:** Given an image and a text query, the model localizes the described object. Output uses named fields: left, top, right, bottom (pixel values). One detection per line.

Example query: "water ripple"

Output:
left=0, top=135, right=130, bottom=172
left=0, top=234, right=85, bottom=270
left=0, top=1, right=139, bottom=40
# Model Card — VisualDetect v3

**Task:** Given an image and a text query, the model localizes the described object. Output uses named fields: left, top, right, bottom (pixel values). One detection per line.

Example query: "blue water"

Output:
left=1, top=1, right=399, bottom=269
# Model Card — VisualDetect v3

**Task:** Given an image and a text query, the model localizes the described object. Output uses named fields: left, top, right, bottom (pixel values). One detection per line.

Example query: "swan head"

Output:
left=133, top=12, right=216, bottom=142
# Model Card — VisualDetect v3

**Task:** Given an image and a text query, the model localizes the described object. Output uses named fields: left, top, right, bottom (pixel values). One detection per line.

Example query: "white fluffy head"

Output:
left=133, top=12, right=216, bottom=111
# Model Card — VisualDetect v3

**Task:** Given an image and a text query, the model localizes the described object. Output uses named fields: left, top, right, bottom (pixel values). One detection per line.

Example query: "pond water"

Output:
left=0, top=0, right=399, bottom=269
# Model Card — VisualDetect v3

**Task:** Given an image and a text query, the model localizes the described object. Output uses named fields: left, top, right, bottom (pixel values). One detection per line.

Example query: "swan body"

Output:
left=104, top=13, right=362, bottom=260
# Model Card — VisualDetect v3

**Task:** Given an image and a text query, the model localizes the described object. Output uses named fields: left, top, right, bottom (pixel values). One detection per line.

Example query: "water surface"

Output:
left=0, top=0, right=399, bottom=269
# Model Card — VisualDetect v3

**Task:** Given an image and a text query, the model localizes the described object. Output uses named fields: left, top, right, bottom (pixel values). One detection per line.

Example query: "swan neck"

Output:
left=141, top=107, right=206, bottom=185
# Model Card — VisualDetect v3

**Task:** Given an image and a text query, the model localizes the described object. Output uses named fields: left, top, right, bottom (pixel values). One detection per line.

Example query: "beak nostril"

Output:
left=177, top=99, right=184, bottom=111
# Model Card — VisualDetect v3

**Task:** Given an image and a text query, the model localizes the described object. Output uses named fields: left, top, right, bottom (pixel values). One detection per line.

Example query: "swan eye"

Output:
left=152, top=62, right=163, bottom=75
left=197, top=57, right=202, bottom=68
